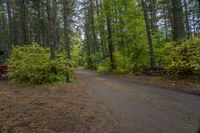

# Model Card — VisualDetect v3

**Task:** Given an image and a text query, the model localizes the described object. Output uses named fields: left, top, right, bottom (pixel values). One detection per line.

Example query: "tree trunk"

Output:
left=90, top=0, right=98, bottom=57
left=105, top=1, right=116, bottom=71
left=20, top=0, right=28, bottom=44
left=141, top=0, right=156, bottom=68
left=150, top=0, right=157, bottom=32
left=171, top=0, right=185, bottom=40
left=165, top=0, right=174, bottom=38
left=98, top=0, right=106, bottom=59
left=63, top=0, right=71, bottom=59
left=106, top=16, right=116, bottom=71
left=184, top=0, right=190, bottom=38
left=46, top=0, right=56, bottom=60
left=6, top=0, right=13, bottom=54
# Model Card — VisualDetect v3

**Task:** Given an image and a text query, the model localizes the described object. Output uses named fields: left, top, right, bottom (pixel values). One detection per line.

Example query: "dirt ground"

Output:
left=0, top=70, right=200, bottom=133
left=77, top=69, right=200, bottom=133
left=0, top=81, right=118, bottom=133
left=116, top=74, right=200, bottom=95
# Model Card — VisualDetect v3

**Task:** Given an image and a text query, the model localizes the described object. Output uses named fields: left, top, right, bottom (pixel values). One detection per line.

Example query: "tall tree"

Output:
left=105, top=0, right=116, bottom=70
left=6, top=0, right=13, bottom=51
left=46, top=0, right=58, bottom=60
left=184, top=0, right=190, bottom=38
left=63, top=0, right=71, bottom=59
left=19, top=0, right=28, bottom=44
left=141, top=0, right=155, bottom=68
left=171, top=0, right=185, bottom=40
left=150, top=0, right=158, bottom=32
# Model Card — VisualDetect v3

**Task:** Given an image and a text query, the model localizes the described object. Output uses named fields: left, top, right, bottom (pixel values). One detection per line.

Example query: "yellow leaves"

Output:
left=7, top=43, right=74, bottom=84
left=164, top=37, right=200, bottom=76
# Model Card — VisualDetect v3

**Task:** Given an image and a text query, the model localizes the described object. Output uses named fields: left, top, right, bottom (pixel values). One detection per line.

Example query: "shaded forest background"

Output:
left=0, top=0, right=200, bottom=78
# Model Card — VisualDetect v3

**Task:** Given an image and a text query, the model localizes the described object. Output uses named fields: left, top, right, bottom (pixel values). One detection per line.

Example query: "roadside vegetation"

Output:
left=7, top=43, right=74, bottom=84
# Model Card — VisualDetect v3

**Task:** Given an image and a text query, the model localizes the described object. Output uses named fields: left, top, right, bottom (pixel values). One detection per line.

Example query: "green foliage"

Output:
left=71, top=43, right=84, bottom=67
left=97, top=52, right=131, bottom=74
left=163, top=37, right=200, bottom=77
left=97, top=58, right=110, bottom=73
left=114, top=52, right=132, bottom=74
left=71, top=34, right=85, bottom=67
left=129, top=44, right=149, bottom=73
left=7, top=43, right=74, bottom=84
left=90, top=52, right=103, bottom=67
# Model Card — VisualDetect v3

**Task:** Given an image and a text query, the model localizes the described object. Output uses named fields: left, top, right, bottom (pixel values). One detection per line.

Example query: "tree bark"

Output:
left=90, top=0, right=98, bottom=56
left=184, top=0, right=190, bottom=38
left=105, top=1, right=116, bottom=71
left=165, top=0, right=174, bottom=38
left=106, top=16, right=116, bottom=71
left=150, top=0, right=157, bottom=32
left=171, top=0, right=185, bottom=40
left=46, top=0, right=57, bottom=60
left=6, top=0, right=13, bottom=54
left=20, top=0, right=28, bottom=44
left=63, top=0, right=71, bottom=59
left=141, top=0, right=156, bottom=68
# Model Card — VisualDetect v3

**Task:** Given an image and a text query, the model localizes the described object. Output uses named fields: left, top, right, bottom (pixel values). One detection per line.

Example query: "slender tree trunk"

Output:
left=2, top=14, right=9, bottom=60
left=6, top=0, right=13, bottom=54
left=106, top=16, right=116, bottom=71
left=20, top=0, right=28, bottom=44
left=63, top=0, right=70, bottom=82
left=119, top=18, right=125, bottom=65
left=163, top=3, right=168, bottom=39
left=46, top=2, right=50, bottom=48
left=85, top=28, right=92, bottom=68
left=63, top=0, right=71, bottom=59
left=84, top=0, right=92, bottom=68
left=150, top=0, right=157, bottom=32
left=171, top=0, right=185, bottom=40
left=98, top=0, right=106, bottom=58
left=90, top=0, right=98, bottom=56
left=165, top=0, right=174, bottom=38
left=141, top=0, right=156, bottom=68
left=105, top=1, right=116, bottom=71
left=184, top=0, right=190, bottom=38
left=46, top=0, right=56, bottom=60
left=36, top=3, right=42, bottom=44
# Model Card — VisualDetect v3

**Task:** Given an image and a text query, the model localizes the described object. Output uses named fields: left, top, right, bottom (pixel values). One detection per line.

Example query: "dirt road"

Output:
left=77, top=69, right=200, bottom=133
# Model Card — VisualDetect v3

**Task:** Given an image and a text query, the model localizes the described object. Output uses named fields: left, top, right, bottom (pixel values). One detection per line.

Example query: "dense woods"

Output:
left=0, top=0, right=200, bottom=83
left=0, top=1, right=200, bottom=133
left=82, top=0, right=200, bottom=75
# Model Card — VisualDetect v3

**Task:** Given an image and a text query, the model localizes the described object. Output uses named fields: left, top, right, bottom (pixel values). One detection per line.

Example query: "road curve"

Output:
left=77, top=68, right=200, bottom=133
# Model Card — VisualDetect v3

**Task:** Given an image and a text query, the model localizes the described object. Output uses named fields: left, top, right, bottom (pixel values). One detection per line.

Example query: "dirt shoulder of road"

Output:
left=115, top=74, right=200, bottom=95
left=0, top=81, right=118, bottom=133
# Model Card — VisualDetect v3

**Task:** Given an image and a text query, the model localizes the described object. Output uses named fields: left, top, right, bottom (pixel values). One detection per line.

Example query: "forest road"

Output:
left=76, top=68, right=200, bottom=133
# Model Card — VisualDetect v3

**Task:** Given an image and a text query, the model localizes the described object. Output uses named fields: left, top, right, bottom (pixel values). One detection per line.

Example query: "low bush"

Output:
left=163, top=37, right=200, bottom=77
left=7, top=43, right=74, bottom=84
left=97, top=52, right=131, bottom=74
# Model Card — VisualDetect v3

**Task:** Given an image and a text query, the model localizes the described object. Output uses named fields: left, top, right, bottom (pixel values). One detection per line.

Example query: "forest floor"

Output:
left=77, top=69, right=200, bottom=133
left=0, top=81, right=118, bottom=133
left=115, top=74, right=200, bottom=95
left=0, top=69, right=200, bottom=133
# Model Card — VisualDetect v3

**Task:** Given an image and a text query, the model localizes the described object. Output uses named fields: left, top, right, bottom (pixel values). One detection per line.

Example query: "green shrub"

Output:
left=8, top=43, right=74, bottom=84
left=71, top=43, right=85, bottom=67
left=97, top=58, right=110, bottom=73
left=97, top=52, right=131, bottom=74
left=163, top=37, right=200, bottom=77
left=129, top=45, right=150, bottom=73
left=113, top=52, right=131, bottom=74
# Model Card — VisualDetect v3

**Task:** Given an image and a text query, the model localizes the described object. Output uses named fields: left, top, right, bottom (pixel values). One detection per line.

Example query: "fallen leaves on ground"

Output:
left=0, top=81, right=118, bottom=133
